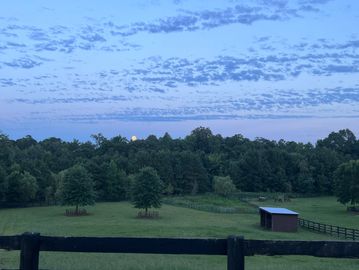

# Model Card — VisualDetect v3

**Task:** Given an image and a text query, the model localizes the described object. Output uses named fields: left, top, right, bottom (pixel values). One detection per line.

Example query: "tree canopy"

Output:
left=334, top=160, right=359, bottom=206
left=59, top=164, right=96, bottom=214
left=131, top=167, right=163, bottom=214
left=0, top=128, right=359, bottom=207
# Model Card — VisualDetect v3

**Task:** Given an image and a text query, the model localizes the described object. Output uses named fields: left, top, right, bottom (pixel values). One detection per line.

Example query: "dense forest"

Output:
left=0, top=128, right=358, bottom=205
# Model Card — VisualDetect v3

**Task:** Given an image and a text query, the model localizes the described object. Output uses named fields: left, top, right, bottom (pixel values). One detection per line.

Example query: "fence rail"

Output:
left=299, top=218, right=359, bottom=241
left=1, top=233, right=359, bottom=270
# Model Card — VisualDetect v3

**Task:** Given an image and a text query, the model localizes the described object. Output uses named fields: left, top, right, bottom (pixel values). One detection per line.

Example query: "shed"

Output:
left=259, top=207, right=298, bottom=232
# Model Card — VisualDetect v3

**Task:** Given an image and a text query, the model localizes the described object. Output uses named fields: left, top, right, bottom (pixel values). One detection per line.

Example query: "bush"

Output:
left=213, top=176, right=236, bottom=197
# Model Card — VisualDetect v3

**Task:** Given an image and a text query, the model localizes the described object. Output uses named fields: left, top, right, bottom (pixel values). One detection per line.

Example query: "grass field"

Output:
left=0, top=197, right=358, bottom=269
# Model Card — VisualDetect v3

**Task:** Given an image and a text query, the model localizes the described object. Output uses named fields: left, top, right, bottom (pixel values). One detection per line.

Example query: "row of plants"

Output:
left=162, top=195, right=258, bottom=214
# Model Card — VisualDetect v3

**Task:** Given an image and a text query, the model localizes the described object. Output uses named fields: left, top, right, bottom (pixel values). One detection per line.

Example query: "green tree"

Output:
left=186, top=127, right=214, bottom=153
left=131, top=167, right=163, bottom=215
left=173, top=151, right=209, bottom=194
left=60, top=164, right=96, bottom=214
left=105, top=160, right=128, bottom=201
left=15, top=135, right=37, bottom=150
left=0, top=165, right=8, bottom=202
left=213, top=176, right=236, bottom=197
left=5, top=165, right=38, bottom=203
left=310, top=147, right=343, bottom=194
left=20, top=172, right=39, bottom=202
left=317, top=129, right=357, bottom=156
left=334, top=160, right=359, bottom=207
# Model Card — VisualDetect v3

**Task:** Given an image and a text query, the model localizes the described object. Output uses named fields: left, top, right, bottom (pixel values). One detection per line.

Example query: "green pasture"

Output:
left=0, top=198, right=358, bottom=269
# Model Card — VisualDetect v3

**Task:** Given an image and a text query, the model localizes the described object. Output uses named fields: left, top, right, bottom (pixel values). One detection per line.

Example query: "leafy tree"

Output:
left=20, top=172, right=39, bottom=202
left=186, top=127, right=214, bottom=153
left=39, top=137, right=73, bottom=173
left=213, top=176, right=236, bottom=197
left=15, top=144, right=54, bottom=201
left=5, top=165, right=38, bottom=203
left=334, top=160, right=359, bottom=207
left=310, top=147, right=343, bottom=194
left=105, top=160, right=128, bottom=201
left=173, top=151, right=209, bottom=194
left=0, top=128, right=359, bottom=205
left=0, top=165, right=8, bottom=202
left=159, top=132, right=173, bottom=149
left=229, top=150, right=270, bottom=192
left=317, top=129, right=357, bottom=157
left=83, top=157, right=107, bottom=200
left=292, top=159, right=315, bottom=194
left=0, top=133, right=16, bottom=168
left=60, top=164, right=96, bottom=214
left=131, top=167, right=163, bottom=215
left=15, top=135, right=37, bottom=150
left=151, top=150, right=175, bottom=194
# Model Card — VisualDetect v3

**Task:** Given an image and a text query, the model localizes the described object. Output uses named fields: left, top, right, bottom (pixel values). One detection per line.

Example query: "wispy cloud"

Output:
left=0, top=22, right=141, bottom=56
left=2, top=0, right=357, bottom=135
left=107, top=6, right=291, bottom=37
left=3, top=57, right=42, bottom=69
left=106, top=0, right=332, bottom=36
left=127, top=51, right=359, bottom=88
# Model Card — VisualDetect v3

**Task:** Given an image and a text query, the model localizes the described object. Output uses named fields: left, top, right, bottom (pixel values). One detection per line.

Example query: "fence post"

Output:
left=227, top=235, right=245, bottom=270
left=20, top=232, right=41, bottom=270
left=352, top=229, right=355, bottom=241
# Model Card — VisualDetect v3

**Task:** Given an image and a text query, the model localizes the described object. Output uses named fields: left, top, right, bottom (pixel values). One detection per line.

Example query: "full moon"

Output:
left=131, top=135, right=137, bottom=141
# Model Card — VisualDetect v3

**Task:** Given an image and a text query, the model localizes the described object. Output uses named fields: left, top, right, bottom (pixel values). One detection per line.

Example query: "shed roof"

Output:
left=259, top=207, right=298, bottom=215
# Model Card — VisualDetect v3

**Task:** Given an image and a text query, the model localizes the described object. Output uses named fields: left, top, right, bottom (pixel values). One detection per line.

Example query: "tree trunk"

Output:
left=145, top=208, right=148, bottom=216
left=75, top=205, right=79, bottom=215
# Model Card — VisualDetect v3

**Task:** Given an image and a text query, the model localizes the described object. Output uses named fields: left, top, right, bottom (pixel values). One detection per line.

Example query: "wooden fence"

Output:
left=299, top=218, right=359, bottom=241
left=1, top=233, right=359, bottom=270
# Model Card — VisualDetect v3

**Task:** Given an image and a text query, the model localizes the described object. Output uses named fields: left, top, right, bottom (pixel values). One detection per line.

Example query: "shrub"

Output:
left=213, top=176, right=236, bottom=197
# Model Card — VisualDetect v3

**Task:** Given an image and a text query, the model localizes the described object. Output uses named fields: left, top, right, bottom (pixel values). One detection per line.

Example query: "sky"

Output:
left=0, top=0, right=359, bottom=142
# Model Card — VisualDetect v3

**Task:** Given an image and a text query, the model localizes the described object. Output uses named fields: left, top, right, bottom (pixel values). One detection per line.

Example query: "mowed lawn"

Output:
left=0, top=201, right=358, bottom=270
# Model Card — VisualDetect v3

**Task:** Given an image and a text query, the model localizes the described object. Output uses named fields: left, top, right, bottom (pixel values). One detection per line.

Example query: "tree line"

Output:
left=0, top=128, right=358, bottom=206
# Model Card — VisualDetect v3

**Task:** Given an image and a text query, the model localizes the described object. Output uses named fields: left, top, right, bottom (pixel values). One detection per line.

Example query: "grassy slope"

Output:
left=0, top=200, right=358, bottom=270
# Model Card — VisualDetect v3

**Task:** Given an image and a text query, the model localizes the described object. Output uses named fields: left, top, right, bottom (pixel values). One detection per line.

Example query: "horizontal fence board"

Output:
left=40, top=236, right=228, bottom=255
left=245, top=240, right=359, bottom=258
left=298, top=218, right=359, bottom=241
left=2, top=234, right=359, bottom=260
left=0, top=235, right=21, bottom=250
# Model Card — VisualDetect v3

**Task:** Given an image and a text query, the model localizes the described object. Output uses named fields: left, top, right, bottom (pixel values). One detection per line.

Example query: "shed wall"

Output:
left=272, top=214, right=298, bottom=232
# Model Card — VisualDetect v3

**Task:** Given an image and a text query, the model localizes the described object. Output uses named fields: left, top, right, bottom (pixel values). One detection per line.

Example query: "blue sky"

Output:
left=1, top=0, right=358, bottom=142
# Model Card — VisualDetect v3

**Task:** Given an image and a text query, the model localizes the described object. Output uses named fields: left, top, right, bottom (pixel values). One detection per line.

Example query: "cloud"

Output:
left=106, top=0, right=332, bottom=37
left=127, top=51, right=359, bottom=88
left=50, top=109, right=359, bottom=124
left=109, top=6, right=288, bottom=36
left=6, top=41, right=26, bottom=48
left=0, top=22, right=140, bottom=56
left=322, top=65, right=359, bottom=74
left=3, top=57, right=42, bottom=69
left=0, top=78, right=16, bottom=87
left=28, top=30, right=50, bottom=41
left=292, top=39, right=359, bottom=51
left=243, top=87, right=359, bottom=110
left=11, top=95, right=131, bottom=104
left=80, top=26, right=106, bottom=42
left=0, top=0, right=333, bottom=62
